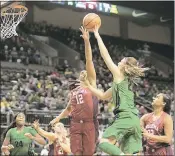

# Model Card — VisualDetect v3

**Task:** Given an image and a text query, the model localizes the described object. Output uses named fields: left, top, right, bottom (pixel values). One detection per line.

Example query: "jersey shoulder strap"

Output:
left=145, top=113, right=153, bottom=124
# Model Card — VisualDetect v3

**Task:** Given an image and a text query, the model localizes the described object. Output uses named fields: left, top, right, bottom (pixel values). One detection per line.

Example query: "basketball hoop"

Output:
left=1, top=4, right=28, bottom=39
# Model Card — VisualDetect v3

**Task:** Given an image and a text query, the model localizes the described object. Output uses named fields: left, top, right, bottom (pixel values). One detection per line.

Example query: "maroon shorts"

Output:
left=70, top=119, right=96, bottom=155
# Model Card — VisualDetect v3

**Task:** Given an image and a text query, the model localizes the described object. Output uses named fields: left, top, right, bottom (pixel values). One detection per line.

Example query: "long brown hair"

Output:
left=122, top=57, right=149, bottom=85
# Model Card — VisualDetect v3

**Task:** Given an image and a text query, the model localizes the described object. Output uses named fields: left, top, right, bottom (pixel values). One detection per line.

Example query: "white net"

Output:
left=1, top=5, right=28, bottom=40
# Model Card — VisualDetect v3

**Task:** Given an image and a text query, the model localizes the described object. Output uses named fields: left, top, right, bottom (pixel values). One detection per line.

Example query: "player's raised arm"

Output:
left=93, top=25, right=119, bottom=78
left=33, top=120, right=56, bottom=142
left=79, top=26, right=96, bottom=88
left=84, top=79, right=112, bottom=100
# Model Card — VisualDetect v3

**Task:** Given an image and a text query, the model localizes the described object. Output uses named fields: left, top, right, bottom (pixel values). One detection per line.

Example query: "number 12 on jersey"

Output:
left=76, top=94, right=84, bottom=104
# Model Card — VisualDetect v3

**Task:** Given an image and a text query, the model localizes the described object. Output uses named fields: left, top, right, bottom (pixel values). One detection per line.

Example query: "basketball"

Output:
left=83, top=13, right=101, bottom=31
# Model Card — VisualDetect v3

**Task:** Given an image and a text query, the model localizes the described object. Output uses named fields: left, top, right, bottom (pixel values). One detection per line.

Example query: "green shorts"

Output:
left=103, top=112, right=142, bottom=154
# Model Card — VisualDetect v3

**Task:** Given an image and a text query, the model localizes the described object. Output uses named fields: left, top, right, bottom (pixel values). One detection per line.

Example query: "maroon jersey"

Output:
left=48, top=137, right=68, bottom=156
left=70, top=86, right=98, bottom=120
left=144, top=112, right=172, bottom=154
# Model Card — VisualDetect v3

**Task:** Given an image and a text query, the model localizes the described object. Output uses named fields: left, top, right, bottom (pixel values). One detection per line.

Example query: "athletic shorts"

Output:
left=70, top=120, right=96, bottom=155
left=102, top=112, right=143, bottom=154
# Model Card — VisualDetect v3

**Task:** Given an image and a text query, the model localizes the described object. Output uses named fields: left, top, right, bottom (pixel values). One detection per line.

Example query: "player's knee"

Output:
left=134, top=152, right=142, bottom=155
left=109, top=137, right=117, bottom=145
left=83, top=150, right=94, bottom=156
left=99, top=138, right=109, bottom=144
left=100, top=136, right=117, bottom=144
left=99, top=138, right=116, bottom=144
left=71, top=147, right=82, bottom=156
left=83, top=145, right=95, bottom=156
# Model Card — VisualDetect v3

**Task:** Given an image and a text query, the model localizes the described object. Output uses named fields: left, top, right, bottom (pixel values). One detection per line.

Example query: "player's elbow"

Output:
left=100, top=96, right=107, bottom=100
left=100, top=94, right=109, bottom=100
left=39, top=137, right=47, bottom=145
left=41, top=140, right=46, bottom=146
left=97, top=93, right=104, bottom=100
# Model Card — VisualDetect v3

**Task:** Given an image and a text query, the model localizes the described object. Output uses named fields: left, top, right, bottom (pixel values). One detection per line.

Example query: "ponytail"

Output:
left=123, top=57, right=149, bottom=85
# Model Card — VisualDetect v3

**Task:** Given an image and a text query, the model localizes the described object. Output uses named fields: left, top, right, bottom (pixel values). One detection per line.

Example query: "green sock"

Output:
left=98, top=142, right=123, bottom=155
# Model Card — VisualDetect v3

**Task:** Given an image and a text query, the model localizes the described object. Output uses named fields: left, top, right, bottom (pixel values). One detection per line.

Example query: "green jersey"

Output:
left=112, top=77, right=138, bottom=115
left=101, top=78, right=142, bottom=154
left=6, top=126, right=37, bottom=156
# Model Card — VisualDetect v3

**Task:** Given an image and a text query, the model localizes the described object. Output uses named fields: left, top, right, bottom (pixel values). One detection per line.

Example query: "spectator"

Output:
left=0, top=97, right=13, bottom=115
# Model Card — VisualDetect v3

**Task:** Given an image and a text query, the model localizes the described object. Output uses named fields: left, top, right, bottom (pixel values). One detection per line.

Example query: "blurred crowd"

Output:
left=0, top=33, right=41, bottom=65
left=0, top=21, right=174, bottom=118
left=20, top=21, right=173, bottom=78
left=20, top=22, right=174, bottom=110
left=0, top=32, right=52, bottom=66
left=0, top=68, right=76, bottom=113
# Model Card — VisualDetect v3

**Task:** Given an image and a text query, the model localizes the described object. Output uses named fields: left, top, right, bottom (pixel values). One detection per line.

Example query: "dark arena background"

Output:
left=0, top=1, right=174, bottom=155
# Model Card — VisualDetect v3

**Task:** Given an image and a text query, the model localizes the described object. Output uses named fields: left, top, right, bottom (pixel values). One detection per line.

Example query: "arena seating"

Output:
left=19, top=21, right=174, bottom=104
left=1, top=21, right=174, bottom=131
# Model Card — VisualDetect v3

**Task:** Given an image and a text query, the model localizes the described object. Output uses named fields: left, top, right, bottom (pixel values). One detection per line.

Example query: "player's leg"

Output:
left=120, top=113, right=143, bottom=154
left=120, top=134, right=142, bottom=155
left=98, top=123, right=126, bottom=155
left=98, top=128, right=123, bottom=155
left=98, top=112, right=138, bottom=155
left=70, top=122, right=83, bottom=155
left=82, top=122, right=96, bottom=156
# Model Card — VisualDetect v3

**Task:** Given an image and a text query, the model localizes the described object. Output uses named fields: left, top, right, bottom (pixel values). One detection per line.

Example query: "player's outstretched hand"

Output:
left=93, top=25, right=100, bottom=38
left=79, top=26, right=89, bottom=41
left=24, top=133, right=34, bottom=140
left=8, top=144, right=14, bottom=150
left=143, top=132, right=157, bottom=142
left=82, top=78, right=91, bottom=87
left=50, top=118, right=58, bottom=126
left=32, top=120, right=39, bottom=130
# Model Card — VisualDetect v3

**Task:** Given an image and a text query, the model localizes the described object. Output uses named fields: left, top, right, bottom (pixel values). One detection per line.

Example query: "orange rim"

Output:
left=1, top=5, right=28, bottom=16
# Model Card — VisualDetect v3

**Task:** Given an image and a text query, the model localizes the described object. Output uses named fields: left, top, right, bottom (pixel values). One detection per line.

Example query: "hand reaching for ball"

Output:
left=32, top=120, right=40, bottom=130
left=82, top=13, right=101, bottom=32
left=84, top=79, right=91, bottom=87
left=93, top=25, right=100, bottom=39
left=79, top=26, right=89, bottom=41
